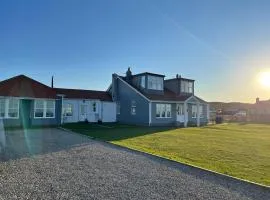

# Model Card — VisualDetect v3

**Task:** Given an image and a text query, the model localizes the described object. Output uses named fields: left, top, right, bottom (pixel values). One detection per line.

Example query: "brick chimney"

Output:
left=126, top=67, right=132, bottom=83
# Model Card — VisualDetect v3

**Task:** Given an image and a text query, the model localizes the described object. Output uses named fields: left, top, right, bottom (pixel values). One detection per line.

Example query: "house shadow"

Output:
left=0, top=127, right=93, bottom=162
left=62, top=123, right=177, bottom=142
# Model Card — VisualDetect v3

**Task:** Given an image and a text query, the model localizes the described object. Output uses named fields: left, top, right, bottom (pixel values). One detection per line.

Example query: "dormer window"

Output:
left=148, top=76, right=163, bottom=90
left=140, top=76, right=145, bottom=88
left=181, top=80, right=193, bottom=93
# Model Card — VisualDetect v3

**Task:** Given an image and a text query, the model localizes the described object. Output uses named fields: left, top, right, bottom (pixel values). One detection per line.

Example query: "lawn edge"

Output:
left=59, top=127, right=270, bottom=189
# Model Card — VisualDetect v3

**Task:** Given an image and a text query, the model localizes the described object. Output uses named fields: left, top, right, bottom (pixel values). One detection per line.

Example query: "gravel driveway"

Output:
left=0, top=128, right=269, bottom=200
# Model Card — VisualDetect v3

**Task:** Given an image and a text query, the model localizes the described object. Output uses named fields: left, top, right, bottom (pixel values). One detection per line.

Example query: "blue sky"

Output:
left=1, top=0, right=270, bottom=102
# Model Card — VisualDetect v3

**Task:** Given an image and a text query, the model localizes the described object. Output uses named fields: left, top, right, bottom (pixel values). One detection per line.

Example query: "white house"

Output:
left=55, top=88, right=116, bottom=123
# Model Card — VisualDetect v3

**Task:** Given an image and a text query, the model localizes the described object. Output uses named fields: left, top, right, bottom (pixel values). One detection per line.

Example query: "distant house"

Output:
left=108, top=68, right=209, bottom=127
left=249, top=98, right=270, bottom=122
left=0, top=75, right=116, bottom=128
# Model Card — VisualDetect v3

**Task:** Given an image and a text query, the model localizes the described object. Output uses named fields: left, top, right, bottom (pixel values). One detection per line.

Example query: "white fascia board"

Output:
left=150, top=100, right=185, bottom=103
left=116, top=76, right=150, bottom=102
left=0, top=96, right=57, bottom=100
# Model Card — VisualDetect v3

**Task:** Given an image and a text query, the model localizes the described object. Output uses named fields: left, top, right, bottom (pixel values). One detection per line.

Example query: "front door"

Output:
left=176, top=104, right=185, bottom=123
left=80, top=104, right=88, bottom=121
left=20, top=100, right=31, bottom=128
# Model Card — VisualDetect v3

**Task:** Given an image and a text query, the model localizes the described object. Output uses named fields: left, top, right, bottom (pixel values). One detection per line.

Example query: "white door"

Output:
left=80, top=104, right=88, bottom=121
left=176, top=104, right=185, bottom=122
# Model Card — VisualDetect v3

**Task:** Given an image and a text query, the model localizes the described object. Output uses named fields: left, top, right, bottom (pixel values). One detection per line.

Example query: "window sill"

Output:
left=34, top=117, right=55, bottom=119
left=0, top=117, right=19, bottom=119
left=156, top=117, right=172, bottom=119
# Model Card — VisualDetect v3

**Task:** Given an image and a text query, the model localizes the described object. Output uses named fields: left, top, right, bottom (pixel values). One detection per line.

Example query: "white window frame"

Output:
left=156, top=104, right=171, bottom=118
left=148, top=76, right=163, bottom=90
left=63, top=103, right=73, bottom=117
left=0, top=98, right=20, bottom=119
left=34, top=100, right=55, bottom=119
left=192, top=105, right=198, bottom=118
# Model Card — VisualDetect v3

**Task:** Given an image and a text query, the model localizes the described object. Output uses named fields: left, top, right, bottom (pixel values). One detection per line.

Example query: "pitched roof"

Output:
left=0, top=75, right=56, bottom=98
left=132, top=72, right=165, bottom=77
left=55, top=88, right=112, bottom=101
left=117, top=75, right=205, bottom=102
left=144, top=88, right=192, bottom=101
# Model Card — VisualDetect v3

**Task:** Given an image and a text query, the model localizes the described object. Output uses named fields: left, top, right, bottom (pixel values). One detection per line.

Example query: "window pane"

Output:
left=35, top=109, right=44, bottom=118
left=8, top=99, right=19, bottom=118
left=35, top=100, right=44, bottom=109
left=156, top=104, right=161, bottom=117
left=64, top=104, right=73, bottom=116
left=161, top=104, right=166, bottom=117
left=46, top=100, right=55, bottom=118
left=141, top=76, right=145, bottom=88
left=0, top=99, right=5, bottom=117
left=46, top=100, right=54, bottom=109
left=92, top=102, right=97, bottom=112
left=166, top=104, right=171, bottom=117
left=46, top=109, right=54, bottom=117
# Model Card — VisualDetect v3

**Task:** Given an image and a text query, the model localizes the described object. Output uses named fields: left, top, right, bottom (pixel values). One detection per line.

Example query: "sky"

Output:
left=0, top=0, right=270, bottom=103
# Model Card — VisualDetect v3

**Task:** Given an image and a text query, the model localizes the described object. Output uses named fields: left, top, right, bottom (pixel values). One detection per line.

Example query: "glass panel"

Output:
left=64, top=104, right=73, bottom=116
left=0, top=99, right=5, bottom=117
left=141, top=76, right=145, bottom=88
left=161, top=104, right=166, bottom=117
left=166, top=104, right=171, bottom=117
left=46, top=100, right=55, bottom=118
left=35, top=109, right=44, bottom=118
left=156, top=104, right=161, bottom=117
left=92, top=102, right=96, bottom=112
left=8, top=99, right=19, bottom=118
left=148, top=76, right=163, bottom=90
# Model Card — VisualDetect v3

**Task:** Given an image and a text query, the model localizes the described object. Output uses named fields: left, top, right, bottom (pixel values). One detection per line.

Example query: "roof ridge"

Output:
left=0, top=74, right=52, bottom=89
left=55, top=88, right=108, bottom=93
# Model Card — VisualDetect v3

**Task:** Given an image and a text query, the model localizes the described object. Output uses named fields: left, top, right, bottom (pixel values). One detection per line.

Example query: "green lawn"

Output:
left=63, top=123, right=270, bottom=186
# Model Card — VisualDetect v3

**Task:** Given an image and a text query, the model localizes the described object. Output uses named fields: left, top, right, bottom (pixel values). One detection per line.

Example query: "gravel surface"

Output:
left=0, top=128, right=269, bottom=200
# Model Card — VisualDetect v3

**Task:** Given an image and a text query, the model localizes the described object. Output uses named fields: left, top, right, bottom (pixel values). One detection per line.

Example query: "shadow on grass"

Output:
left=62, top=122, right=176, bottom=141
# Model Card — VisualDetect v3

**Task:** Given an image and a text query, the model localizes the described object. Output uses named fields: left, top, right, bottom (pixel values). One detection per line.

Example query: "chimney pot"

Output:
left=256, top=97, right=260, bottom=104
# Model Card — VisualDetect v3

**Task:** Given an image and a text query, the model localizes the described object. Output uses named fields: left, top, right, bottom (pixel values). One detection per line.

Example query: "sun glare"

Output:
left=258, top=71, right=270, bottom=88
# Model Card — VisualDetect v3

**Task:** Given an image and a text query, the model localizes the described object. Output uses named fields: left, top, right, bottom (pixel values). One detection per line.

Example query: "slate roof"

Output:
left=0, top=75, right=57, bottom=98
left=55, top=88, right=112, bottom=101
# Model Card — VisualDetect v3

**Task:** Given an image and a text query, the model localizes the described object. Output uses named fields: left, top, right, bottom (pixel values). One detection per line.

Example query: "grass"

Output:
left=62, top=122, right=270, bottom=186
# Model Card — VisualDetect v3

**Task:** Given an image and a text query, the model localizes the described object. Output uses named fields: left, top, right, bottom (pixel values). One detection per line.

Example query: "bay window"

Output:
left=156, top=104, right=171, bottom=118
left=34, top=100, right=55, bottom=118
left=148, top=76, right=163, bottom=90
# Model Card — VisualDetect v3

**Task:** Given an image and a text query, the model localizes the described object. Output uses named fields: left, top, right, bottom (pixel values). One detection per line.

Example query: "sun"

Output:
left=258, top=71, right=270, bottom=88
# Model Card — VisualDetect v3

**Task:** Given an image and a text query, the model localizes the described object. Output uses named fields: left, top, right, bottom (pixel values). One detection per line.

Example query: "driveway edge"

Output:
left=58, top=127, right=270, bottom=189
